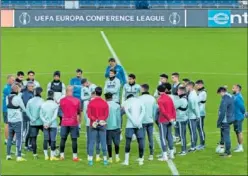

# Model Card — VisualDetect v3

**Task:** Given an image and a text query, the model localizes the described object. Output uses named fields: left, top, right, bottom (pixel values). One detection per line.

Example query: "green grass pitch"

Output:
left=1, top=28, right=247, bottom=175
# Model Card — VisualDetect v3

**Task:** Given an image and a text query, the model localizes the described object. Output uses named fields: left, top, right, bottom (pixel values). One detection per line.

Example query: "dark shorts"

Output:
left=107, top=129, right=121, bottom=145
left=125, top=128, right=144, bottom=139
left=3, top=112, right=8, bottom=124
left=60, top=126, right=79, bottom=139
left=30, top=125, right=43, bottom=137
left=44, top=128, right=57, bottom=141
left=234, top=120, right=243, bottom=134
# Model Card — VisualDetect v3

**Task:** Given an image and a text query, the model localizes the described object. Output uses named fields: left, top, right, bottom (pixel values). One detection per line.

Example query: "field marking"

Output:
left=1, top=71, right=246, bottom=77
left=153, top=129, right=179, bottom=176
left=100, top=30, right=179, bottom=175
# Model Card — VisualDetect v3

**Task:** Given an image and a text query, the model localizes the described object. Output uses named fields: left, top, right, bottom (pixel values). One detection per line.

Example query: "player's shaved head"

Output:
left=66, top=85, right=74, bottom=96
left=11, top=83, right=21, bottom=93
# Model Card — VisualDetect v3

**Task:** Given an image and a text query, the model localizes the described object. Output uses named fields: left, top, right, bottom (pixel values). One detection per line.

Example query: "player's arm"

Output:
left=217, top=98, right=227, bottom=127
left=87, top=102, right=96, bottom=121
left=18, top=96, right=26, bottom=112
left=120, top=67, right=127, bottom=84
left=62, top=83, right=66, bottom=97
left=153, top=101, right=158, bottom=119
left=103, top=80, right=108, bottom=94
left=47, top=82, right=51, bottom=95
left=50, top=105, right=59, bottom=125
left=121, top=85, right=126, bottom=105
left=116, top=105, right=121, bottom=128
left=40, top=105, right=49, bottom=126
left=25, top=101, right=33, bottom=122
left=104, top=66, right=110, bottom=78
left=138, top=103, right=146, bottom=126
left=77, top=100, right=82, bottom=123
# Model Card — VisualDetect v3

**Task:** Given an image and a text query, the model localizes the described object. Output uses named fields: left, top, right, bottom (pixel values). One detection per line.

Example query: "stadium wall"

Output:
left=2, top=9, right=247, bottom=28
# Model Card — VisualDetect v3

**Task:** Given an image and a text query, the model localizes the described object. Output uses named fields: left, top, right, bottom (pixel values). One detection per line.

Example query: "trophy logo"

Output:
left=169, top=12, right=180, bottom=25
left=19, top=12, right=31, bottom=25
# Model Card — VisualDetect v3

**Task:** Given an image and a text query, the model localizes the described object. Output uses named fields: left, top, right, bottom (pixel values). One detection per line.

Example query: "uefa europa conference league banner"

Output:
left=15, top=9, right=247, bottom=27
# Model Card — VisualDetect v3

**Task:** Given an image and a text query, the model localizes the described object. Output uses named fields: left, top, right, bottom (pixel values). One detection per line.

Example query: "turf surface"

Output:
left=1, top=28, right=247, bottom=175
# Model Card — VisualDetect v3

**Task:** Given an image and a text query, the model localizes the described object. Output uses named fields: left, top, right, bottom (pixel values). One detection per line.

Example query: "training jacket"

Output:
left=40, top=99, right=59, bottom=128
left=122, top=83, right=141, bottom=104
left=187, top=90, right=200, bottom=120
left=47, top=80, right=66, bottom=103
left=217, top=93, right=235, bottom=127
left=26, top=96, right=44, bottom=126
left=2, top=84, right=12, bottom=112
left=105, top=64, right=126, bottom=85
left=87, top=97, right=109, bottom=127
left=197, top=87, right=207, bottom=117
left=23, top=79, right=40, bottom=89
left=174, top=94, right=188, bottom=122
left=60, top=96, right=81, bottom=126
left=157, top=93, right=176, bottom=123
left=123, top=97, right=145, bottom=129
left=233, top=93, right=246, bottom=121
left=138, top=92, right=157, bottom=124
left=106, top=100, right=121, bottom=130
left=70, top=77, right=82, bottom=100
left=7, top=93, right=26, bottom=123
left=104, top=77, right=121, bottom=103
left=81, top=83, right=97, bottom=102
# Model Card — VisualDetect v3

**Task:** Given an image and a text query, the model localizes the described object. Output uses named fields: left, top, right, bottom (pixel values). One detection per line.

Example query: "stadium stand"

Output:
left=0, top=0, right=242, bottom=9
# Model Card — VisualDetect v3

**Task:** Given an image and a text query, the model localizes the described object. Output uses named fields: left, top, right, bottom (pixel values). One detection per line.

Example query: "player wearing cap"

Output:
left=154, top=74, right=168, bottom=98
left=47, top=71, right=66, bottom=131
left=104, top=69, right=121, bottom=104
left=26, top=87, right=44, bottom=159
left=6, top=83, right=27, bottom=162
left=105, top=58, right=126, bottom=86
left=23, top=71, right=40, bottom=89
left=216, top=87, right=235, bottom=157
left=59, top=86, right=82, bottom=162
left=40, top=90, right=60, bottom=161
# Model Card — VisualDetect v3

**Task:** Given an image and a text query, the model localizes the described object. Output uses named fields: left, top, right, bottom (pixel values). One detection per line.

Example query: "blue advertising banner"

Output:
left=208, top=10, right=231, bottom=27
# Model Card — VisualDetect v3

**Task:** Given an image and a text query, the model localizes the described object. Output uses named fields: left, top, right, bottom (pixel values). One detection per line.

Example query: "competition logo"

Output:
left=19, top=12, right=31, bottom=25
left=169, top=12, right=180, bottom=25
left=208, top=10, right=231, bottom=27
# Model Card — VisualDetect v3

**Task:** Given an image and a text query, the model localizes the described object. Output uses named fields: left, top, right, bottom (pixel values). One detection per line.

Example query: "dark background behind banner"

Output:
left=14, top=9, right=247, bottom=27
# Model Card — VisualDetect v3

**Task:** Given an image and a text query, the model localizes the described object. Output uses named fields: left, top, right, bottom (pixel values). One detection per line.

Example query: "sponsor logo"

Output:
left=208, top=10, right=231, bottom=27
left=169, top=12, right=180, bottom=25
left=19, top=12, right=31, bottom=25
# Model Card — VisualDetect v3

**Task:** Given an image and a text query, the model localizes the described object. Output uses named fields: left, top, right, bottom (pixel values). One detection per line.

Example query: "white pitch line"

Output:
left=153, top=130, right=179, bottom=176
left=100, top=30, right=179, bottom=175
